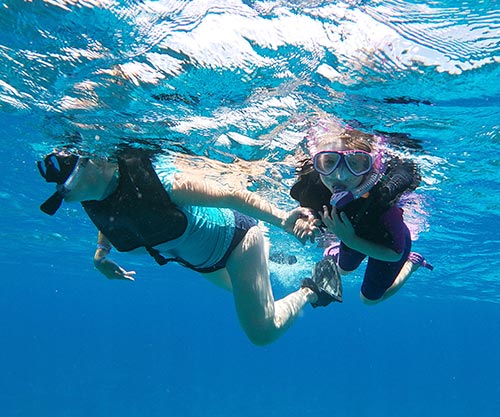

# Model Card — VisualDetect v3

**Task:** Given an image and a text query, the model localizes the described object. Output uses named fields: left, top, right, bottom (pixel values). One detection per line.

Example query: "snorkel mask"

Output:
left=37, top=151, right=88, bottom=215
left=307, top=118, right=385, bottom=208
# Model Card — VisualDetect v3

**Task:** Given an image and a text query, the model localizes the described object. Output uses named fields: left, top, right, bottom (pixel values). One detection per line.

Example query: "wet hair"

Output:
left=300, top=118, right=382, bottom=178
left=307, top=118, right=375, bottom=155
left=328, top=129, right=374, bottom=153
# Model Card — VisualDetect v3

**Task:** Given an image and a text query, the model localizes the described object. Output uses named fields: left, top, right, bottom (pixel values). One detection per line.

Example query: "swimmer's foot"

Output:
left=323, top=242, right=340, bottom=260
left=408, top=252, right=434, bottom=271
left=301, top=256, right=343, bottom=307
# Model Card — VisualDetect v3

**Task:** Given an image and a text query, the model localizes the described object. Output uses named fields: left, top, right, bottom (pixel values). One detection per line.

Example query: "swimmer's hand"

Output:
left=320, top=205, right=402, bottom=262
left=319, top=205, right=356, bottom=245
left=94, top=256, right=136, bottom=281
left=282, top=207, right=319, bottom=244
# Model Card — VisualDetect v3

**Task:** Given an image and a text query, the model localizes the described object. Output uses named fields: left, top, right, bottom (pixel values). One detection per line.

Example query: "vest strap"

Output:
left=145, top=246, right=173, bottom=266
left=145, top=246, right=199, bottom=270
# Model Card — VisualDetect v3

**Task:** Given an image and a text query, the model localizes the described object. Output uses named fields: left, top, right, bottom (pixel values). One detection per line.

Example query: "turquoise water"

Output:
left=1, top=1, right=500, bottom=416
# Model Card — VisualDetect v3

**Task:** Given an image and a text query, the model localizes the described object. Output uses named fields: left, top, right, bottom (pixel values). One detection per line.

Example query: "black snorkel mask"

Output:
left=37, top=151, right=80, bottom=215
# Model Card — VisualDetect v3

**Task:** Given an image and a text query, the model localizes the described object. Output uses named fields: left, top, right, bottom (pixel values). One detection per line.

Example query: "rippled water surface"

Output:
left=2, top=0, right=499, bottom=300
left=1, top=1, right=500, bottom=416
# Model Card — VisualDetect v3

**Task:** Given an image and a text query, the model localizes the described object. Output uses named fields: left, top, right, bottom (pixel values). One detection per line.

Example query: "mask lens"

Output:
left=37, top=160, right=47, bottom=178
left=38, top=152, right=79, bottom=184
left=42, top=155, right=61, bottom=177
left=344, top=152, right=372, bottom=176
left=314, top=152, right=341, bottom=175
left=49, top=155, right=61, bottom=172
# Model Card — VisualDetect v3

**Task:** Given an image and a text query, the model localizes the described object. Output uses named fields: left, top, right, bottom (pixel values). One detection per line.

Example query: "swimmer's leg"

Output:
left=201, top=269, right=233, bottom=291
left=361, top=253, right=432, bottom=305
left=225, top=226, right=316, bottom=346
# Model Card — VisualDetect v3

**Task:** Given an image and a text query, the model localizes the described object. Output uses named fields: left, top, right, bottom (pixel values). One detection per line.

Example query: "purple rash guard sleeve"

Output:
left=380, top=205, right=407, bottom=253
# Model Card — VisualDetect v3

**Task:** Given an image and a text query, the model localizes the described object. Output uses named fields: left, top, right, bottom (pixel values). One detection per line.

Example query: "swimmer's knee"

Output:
left=244, top=326, right=276, bottom=346
left=360, top=291, right=383, bottom=306
left=240, top=313, right=281, bottom=346
left=247, top=334, right=273, bottom=347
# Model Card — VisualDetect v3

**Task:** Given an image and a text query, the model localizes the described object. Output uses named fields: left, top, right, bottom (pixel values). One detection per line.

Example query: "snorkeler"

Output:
left=291, top=118, right=433, bottom=305
left=37, top=149, right=339, bottom=345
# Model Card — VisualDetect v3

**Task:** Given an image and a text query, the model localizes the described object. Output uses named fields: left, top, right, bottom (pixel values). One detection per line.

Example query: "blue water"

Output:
left=1, top=1, right=500, bottom=416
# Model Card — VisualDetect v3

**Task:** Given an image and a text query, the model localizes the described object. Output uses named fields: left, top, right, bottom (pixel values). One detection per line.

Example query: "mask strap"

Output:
left=59, top=158, right=89, bottom=194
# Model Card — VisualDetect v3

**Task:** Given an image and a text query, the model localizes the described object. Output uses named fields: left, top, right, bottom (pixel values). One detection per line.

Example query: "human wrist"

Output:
left=94, top=243, right=111, bottom=266
left=96, top=243, right=111, bottom=253
left=94, top=255, right=107, bottom=266
left=278, top=210, right=287, bottom=226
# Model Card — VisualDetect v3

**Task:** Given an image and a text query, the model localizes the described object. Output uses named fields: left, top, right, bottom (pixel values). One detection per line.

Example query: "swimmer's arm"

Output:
left=342, top=234, right=402, bottom=262
left=93, top=231, right=136, bottom=281
left=94, top=231, right=112, bottom=260
left=320, top=206, right=402, bottom=262
left=170, top=173, right=314, bottom=231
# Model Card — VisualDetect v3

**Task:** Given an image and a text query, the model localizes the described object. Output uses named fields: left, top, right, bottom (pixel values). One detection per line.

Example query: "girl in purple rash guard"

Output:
left=291, top=118, right=433, bottom=305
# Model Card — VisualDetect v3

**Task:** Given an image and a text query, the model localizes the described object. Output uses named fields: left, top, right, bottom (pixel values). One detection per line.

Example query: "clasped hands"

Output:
left=284, top=205, right=357, bottom=245
left=283, top=207, right=319, bottom=244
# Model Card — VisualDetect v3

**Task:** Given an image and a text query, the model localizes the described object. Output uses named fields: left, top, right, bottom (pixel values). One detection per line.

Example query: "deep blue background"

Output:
left=1, top=115, right=500, bottom=417
left=1, top=0, right=500, bottom=413
left=1, top=210, right=500, bottom=417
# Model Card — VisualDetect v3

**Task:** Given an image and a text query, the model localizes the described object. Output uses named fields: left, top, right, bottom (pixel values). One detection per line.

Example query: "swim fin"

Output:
left=302, top=256, right=343, bottom=307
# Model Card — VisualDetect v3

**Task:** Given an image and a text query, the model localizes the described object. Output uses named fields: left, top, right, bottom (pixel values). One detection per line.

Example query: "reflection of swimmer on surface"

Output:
left=37, top=149, right=337, bottom=345
left=291, top=118, right=433, bottom=305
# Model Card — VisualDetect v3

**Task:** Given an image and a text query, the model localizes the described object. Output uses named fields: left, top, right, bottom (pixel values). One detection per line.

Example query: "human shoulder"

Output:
left=151, top=154, right=180, bottom=192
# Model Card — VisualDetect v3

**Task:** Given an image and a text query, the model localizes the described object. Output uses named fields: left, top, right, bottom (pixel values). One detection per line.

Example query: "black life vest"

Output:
left=290, top=157, right=420, bottom=247
left=82, top=156, right=187, bottom=254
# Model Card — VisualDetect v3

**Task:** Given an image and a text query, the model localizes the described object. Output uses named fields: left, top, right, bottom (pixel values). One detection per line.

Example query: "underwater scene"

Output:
left=1, top=0, right=500, bottom=416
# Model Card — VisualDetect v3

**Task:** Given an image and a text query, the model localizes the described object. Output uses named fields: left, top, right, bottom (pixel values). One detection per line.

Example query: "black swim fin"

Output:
left=302, top=256, right=342, bottom=307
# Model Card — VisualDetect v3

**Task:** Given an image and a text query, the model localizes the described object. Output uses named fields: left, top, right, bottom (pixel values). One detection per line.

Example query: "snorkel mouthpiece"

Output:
left=40, top=191, right=65, bottom=215
left=330, top=187, right=354, bottom=208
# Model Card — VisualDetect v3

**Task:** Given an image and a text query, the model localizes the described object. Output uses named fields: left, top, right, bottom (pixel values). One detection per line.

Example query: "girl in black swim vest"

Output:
left=291, top=118, right=432, bottom=305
